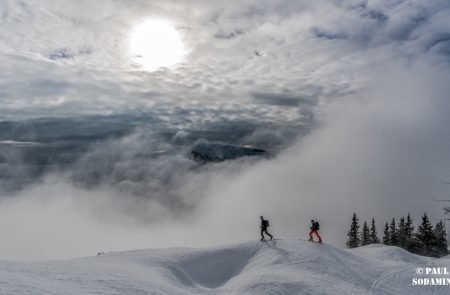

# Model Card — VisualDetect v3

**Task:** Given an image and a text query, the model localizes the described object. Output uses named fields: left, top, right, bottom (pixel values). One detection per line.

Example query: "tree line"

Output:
left=346, top=212, right=448, bottom=258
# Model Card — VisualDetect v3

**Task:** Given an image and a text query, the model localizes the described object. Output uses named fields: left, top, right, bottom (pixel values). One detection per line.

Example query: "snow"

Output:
left=0, top=240, right=449, bottom=294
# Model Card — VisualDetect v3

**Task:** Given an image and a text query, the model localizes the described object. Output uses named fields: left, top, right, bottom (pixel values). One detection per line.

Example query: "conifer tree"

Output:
left=405, top=213, right=414, bottom=240
left=361, top=221, right=370, bottom=246
left=383, top=222, right=390, bottom=245
left=389, top=218, right=398, bottom=246
left=398, top=217, right=406, bottom=248
left=417, top=213, right=435, bottom=255
left=346, top=213, right=360, bottom=248
left=434, top=221, right=448, bottom=257
left=403, top=213, right=415, bottom=252
left=369, top=218, right=380, bottom=244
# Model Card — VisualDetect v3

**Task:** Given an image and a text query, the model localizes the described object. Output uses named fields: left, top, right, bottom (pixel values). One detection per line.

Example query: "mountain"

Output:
left=1, top=240, right=448, bottom=294
left=190, top=142, right=266, bottom=162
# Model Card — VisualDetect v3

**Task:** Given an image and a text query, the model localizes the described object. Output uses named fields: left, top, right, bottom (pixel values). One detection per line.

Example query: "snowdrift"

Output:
left=0, top=240, right=449, bottom=294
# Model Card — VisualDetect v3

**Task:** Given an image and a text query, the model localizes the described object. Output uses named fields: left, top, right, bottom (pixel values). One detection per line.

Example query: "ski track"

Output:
left=0, top=240, right=449, bottom=294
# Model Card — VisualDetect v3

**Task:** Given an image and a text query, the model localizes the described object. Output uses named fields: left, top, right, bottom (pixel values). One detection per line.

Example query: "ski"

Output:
left=306, top=239, right=323, bottom=244
left=260, top=238, right=282, bottom=242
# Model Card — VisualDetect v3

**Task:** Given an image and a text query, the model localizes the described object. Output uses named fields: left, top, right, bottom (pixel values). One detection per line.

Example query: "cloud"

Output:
left=2, top=0, right=448, bottom=120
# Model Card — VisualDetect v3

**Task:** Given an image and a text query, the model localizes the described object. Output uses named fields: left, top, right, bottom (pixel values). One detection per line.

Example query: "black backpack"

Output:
left=314, top=221, right=320, bottom=230
left=263, top=220, right=270, bottom=227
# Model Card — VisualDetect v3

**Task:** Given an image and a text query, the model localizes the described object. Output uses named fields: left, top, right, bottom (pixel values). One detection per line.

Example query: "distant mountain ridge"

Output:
left=190, top=142, right=266, bottom=162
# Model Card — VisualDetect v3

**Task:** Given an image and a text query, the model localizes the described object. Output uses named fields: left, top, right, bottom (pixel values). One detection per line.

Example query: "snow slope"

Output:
left=0, top=240, right=449, bottom=294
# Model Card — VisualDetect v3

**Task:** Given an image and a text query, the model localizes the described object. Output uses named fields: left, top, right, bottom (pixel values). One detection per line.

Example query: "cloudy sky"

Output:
left=1, top=0, right=450, bottom=260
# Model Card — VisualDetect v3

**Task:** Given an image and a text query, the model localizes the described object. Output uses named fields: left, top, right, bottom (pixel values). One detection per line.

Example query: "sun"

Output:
left=129, top=19, right=186, bottom=71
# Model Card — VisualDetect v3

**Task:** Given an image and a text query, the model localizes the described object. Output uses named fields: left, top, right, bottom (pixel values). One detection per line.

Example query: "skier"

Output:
left=260, top=216, right=273, bottom=241
left=308, top=219, right=322, bottom=243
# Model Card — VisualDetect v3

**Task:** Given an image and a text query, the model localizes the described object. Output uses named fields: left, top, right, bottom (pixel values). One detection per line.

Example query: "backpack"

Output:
left=263, top=220, right=270, bottom=227
left=314, top=221, right=320, bottom=230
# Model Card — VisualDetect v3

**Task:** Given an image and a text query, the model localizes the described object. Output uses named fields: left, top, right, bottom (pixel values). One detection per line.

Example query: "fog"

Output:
left=1, top=62, right=450, bottom=260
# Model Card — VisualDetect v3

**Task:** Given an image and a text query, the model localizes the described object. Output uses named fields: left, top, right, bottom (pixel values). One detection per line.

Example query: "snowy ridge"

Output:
left=0, top=240, right=449, bottom=294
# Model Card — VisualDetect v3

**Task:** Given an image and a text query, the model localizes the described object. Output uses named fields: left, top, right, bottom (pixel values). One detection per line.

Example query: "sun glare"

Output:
left=129, top=19, right=186, bottom=71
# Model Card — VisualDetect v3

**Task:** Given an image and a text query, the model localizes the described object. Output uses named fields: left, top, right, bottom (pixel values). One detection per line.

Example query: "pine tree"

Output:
left=434, top=221, right=448, bottom=257
left=389, top=218, right=398, bottom=246
left=361, top=221, right=370, bottom=246
left=383, top=222, right=390, bottom=245
left=346, top=213, right=360, bottom=248
left=417, top=213, right=435, bottom=255
left=405, top=213, right=414, bottom=239
left=403, top=213, right=415, bottom=252
left=398, top=217, right=406, bottom=248
left=369, top=218, right=380, bottom=244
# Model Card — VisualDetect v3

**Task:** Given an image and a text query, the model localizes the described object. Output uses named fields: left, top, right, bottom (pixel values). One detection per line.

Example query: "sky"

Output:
left=1, top=0, right=450, bottom=260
